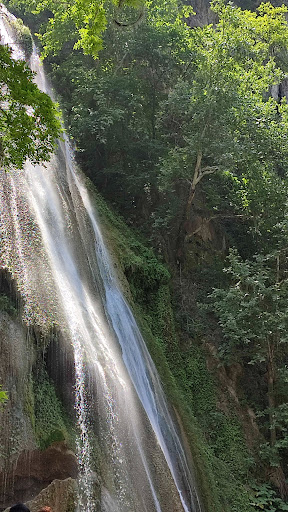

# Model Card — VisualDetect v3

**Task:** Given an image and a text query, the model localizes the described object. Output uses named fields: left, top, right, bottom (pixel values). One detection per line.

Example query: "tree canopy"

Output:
left=9, top=0, right=145, bottom=57
left=158, top=1, right=288, bottom=224
left=0, top=0, right=146, bottom=170
left=28, top=0, right=288, bottom=245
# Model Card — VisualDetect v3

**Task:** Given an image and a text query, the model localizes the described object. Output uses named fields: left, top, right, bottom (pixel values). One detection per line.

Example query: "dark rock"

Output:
left=0, top=443, right=78, bottom=509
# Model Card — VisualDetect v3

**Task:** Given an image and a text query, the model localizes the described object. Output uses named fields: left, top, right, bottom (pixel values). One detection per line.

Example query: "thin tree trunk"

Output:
left=176, top=146, right=218, bottom=262
left=267, top=340, right=276, bottom=447
left=185, top=150, right=202, bottom=220
left=175, top=150, right=202, bottom=263
left=269, top=466, right=288, bottom=500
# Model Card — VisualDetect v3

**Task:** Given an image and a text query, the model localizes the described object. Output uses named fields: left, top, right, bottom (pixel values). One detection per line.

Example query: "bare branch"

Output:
left=208, top=213, right=251, bottom=220
left=194, top=166, right=218, bottom=185
left=201, top=165, right=219, bottom=175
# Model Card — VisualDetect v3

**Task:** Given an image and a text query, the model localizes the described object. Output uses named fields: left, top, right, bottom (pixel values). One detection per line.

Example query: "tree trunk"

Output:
left=268, top=466, right=288, bottom=500
left=267, top=340, right=276, bottom=447
left=185, top=150, right=202, bottom=220
left=175, top=151, right=202, bottom=264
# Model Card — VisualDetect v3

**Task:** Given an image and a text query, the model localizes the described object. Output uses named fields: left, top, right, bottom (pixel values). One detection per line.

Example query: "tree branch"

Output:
left=208, top=213, right=251, bottom=220
left=195, top=165, right=218, bottom=185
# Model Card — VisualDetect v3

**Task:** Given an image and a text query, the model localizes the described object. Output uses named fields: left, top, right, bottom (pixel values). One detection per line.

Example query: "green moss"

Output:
left=0, top=385, right=8, bottom=407
left=0, top=294, right=17, bottom=316
left=209, top=457, right=254, bottom=512
left=176, top=349, right=215, bottom=421
left=33, top=371, right=71, bottom=450
left=179, top=417, right=254, bottom=512
left=166, top=345, right=254, bottom=512
left=9, top=18, right=33, bottom=57
left=88, top=430, right=102, bottom=474
left=85, top=179, right=169, bottom=285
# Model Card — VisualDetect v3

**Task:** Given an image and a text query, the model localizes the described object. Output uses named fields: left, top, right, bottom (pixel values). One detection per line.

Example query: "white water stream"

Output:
left=0, top=7, right=203, bottom=512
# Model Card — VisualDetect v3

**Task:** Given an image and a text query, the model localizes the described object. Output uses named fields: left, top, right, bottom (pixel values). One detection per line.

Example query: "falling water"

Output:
left=0, top=6, right=203, bottom=512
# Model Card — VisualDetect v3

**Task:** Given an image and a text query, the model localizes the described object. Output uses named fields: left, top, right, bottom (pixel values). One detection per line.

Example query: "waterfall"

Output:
left=0, top=6, right=203, bottom=512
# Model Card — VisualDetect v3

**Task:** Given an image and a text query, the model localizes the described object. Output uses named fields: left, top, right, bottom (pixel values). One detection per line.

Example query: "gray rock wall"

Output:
left=0, top=308, right=78, bottom=510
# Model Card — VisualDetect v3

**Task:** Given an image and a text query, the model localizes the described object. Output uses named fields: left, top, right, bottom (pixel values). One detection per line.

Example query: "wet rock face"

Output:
left=26, top=477, right=77, bottom=512
left=16, top=443, right=78, bottom=484
left=0, top=309, right=34, bottom=509
left=0, top=307, right=78, bottom=510
left=0, top=311, right=37, bottom=495
left=0, top=442, right=78, bottom=509
left=45, top=337, right=76, bottom=416
left=3, top=477, right=77, bottom=512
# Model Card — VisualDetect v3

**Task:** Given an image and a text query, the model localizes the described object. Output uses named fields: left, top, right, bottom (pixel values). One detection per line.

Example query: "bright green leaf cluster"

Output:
left=159, top=1, right=288, bottom=192
left=0, top=44, right=61, bottom=169
left=0, top=385, right=8, bottom=406
left=10, top=0, right=143, bottom=58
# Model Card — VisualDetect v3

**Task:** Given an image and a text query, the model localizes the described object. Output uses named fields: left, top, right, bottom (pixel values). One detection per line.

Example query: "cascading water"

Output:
left=0, top=6, right=203, bottom=512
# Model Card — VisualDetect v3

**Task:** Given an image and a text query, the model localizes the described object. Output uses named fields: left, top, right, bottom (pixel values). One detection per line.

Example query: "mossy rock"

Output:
left=0, top=294, right=17, bottom=316
left=9, top=18, right=33, bottom=58
left=33, top=374, right=71, bottom=450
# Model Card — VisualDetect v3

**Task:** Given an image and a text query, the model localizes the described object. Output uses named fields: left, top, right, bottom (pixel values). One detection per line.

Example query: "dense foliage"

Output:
left=23, top=0, right=288, bottom=249
left=211, top=250, right=288, bottom=478
left=159, top=2, right=288, bottom=218
left=9, top=0, right=145, bottom=57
